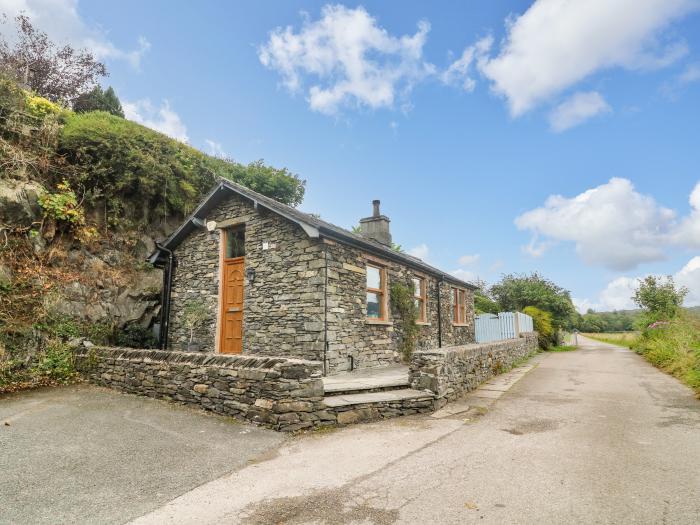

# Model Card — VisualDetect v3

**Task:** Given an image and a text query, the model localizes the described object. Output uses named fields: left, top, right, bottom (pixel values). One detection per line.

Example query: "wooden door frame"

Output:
left=216, top=226, right=245, bottom=354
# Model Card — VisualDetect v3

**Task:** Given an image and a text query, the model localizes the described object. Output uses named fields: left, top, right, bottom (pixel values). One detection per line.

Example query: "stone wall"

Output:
left=324, top=239, right=475, bottom=374
left=169, top=194, right=326, bottom=360
left=409, top=332, right=539, bottom=402
left=167, top=191, right=475, bottom=375
left=74, top=345, right=331, bottom=432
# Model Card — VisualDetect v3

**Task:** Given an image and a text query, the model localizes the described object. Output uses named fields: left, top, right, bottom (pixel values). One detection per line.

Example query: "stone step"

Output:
left=323, top=377, right=410, bottom=396
left=322, top=388, right=434, bottom=408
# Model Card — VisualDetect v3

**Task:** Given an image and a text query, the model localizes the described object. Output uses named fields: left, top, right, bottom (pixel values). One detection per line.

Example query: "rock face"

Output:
left=0, top=179, right=44, bottom=227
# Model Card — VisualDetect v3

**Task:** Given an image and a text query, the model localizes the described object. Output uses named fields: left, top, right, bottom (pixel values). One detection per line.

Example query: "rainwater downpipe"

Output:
left=157, top=243, right=175, bottom=350
left=322, top=241, right=329, bottom=376
left=437, top=277, right=444, bottom=348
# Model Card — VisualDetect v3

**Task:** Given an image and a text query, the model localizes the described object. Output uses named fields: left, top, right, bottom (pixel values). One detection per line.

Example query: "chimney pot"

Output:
left=372, top=200, right=381, bottom=217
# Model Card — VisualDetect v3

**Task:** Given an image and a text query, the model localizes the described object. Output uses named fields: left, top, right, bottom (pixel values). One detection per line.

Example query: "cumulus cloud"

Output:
left=673, top=182, right=700, bottom=248
left=441, top=0, right=696, bottom=120
left=451, top=268, right=477, bottom=283
left=549, top=91, right=611, bottom=132
left=441, top=36, right=492, bottom=92
left=516, top=178, right=681, bottom=271
left=473, top=0, right=696, bottom=116
left=407, top=243, right=429, bottom=261
left=258, top=4, right=434, bottom=115
left=123, top=100, right=188, bottom=142
left=0, top=0, right=150, bottom=68
left=574, top=256, right=700, bottom=313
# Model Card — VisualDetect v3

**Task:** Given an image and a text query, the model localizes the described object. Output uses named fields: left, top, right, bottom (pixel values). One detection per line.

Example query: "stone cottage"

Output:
left=148, top=180, right=476, bottom=375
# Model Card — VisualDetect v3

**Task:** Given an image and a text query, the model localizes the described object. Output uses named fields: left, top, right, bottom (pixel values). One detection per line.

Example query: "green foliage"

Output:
left=114, top=324, right=157, bottom=349
left=24, top=93, right=62, bottom=119
left=490, top=273, right=576, bottom=331
left=182, top=300, right=209, bottom=345
left=31, top=340, right=76, bottom=382
left=632, top=313, right=700, bottom=395
left=73, top=85, right=124, bottom=117
left=576, top=309, right=639, bottom=333
left=58, top=111, right=305, bottom=228
left=38, top=180, right=85, bottom=227
left=390, top=282, right=419, bottom=361
left=523, top=306, right=554, bottom=349
left=633, top=275, right=688, bottom=324
left=548, top=345, right=577, bottom=352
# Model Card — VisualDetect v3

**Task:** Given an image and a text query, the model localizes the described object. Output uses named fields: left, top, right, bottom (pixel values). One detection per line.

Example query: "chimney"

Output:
left=359, top=200, right=392, bottom=246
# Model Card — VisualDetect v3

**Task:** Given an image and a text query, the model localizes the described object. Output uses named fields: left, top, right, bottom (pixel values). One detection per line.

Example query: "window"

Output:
left=452, top=287, right=466, bottom=325
left=366, top=264, right=387, bottom=320
left=224, top=226, right=245, bottom=258
left=413, top=276, right=427, bottom=323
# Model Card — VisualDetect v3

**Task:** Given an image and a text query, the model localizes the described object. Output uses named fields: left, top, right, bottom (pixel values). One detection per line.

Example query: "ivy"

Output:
left=390, top=281, right=419, bottom=362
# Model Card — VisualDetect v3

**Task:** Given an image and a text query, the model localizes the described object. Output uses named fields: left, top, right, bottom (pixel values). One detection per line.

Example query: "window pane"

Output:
left=367, top=292, right=381, bottom=318
left=367, top=266, right=381, bottom=289
left=412, top=277, right=421, bottom=297
left=225, top=227, right=245, bottom=258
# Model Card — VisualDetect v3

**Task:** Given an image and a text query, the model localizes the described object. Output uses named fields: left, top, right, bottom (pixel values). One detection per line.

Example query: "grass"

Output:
left=585, top=321, right=699, bottom=397
left=547, top=345, right=577, bottom=352
left=583, top=332, right=638, bottom=349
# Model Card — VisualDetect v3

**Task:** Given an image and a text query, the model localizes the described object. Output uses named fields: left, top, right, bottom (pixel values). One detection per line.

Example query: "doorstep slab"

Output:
left=323, top=388, right=433, bottom=408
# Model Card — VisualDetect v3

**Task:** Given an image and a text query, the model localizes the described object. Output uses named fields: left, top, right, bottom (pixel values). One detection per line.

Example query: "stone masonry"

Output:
left=409, top=332, right=539, bottom=402
left=167, top=191, right=475, bottom=375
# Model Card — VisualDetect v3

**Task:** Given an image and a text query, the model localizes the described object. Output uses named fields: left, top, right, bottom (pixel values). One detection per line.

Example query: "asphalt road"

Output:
left=0, top=384, right=285, bottom=524
left=133, top=336, right=700, bottom=524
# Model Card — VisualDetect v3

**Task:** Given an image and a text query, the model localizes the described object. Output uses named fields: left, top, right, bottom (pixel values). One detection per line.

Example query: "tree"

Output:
left=473, top=279, right=499, bottom=314
left=633, top=276, right=687, bottom=322
left=523, top=306, right=553, bottom=349
left=73, top=86, right=124, bottom=117
left=0, top=14, right=107, bottom=103
left=490, top=273, right=576, bottom=330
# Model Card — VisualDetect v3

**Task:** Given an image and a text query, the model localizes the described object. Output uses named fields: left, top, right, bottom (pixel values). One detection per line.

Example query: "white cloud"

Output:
left=123, top=99, right=188, bottom=142
left=679, top=62, right=700, bottom=84
left=205, top=139, right=226, bottom=158
left=674, top=181, right=700, bottom=248
left=472, top=0, right=696, bottom=116
left=549, top=91, right=611, bottom=132
left=522, top=236, right=551, bottom=258
left=451, top=268, right=477, bottom=283
left=0, top=0, right=150, bottom=68
left=258, top=5, right=434, bottom=115
left=441, top=36, right=493, bottom=92
left=458, top=254, right=480, bottom=266
left=676, top=256, right=700, bottom=306
left=575, top=256, right=700, bottom=313
left=516, top=178, right=678, bottom=271
left=407, top=243, right=429, bottom=261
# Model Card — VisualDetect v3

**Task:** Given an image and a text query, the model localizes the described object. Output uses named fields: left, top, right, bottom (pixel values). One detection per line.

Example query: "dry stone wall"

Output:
left=409, top=332, right=539, bottom=401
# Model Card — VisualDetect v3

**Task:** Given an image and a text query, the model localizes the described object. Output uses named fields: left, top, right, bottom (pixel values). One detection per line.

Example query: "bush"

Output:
left=523, top=306, right=554, bottom=349
left=24, top=94, right=62, bottom=119
left=31, top=340, right=76, bottom=382
left=114, top=324, right=157, bottom=349
left=58, top=111, right=305, bottom=228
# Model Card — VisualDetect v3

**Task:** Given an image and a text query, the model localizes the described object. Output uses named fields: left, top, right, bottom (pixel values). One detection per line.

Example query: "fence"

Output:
left=475, top=311, right=534, bottom=343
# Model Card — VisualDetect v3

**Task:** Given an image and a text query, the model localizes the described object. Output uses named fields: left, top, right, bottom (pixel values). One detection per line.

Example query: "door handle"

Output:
left=228, top=307, right=242, bottom=313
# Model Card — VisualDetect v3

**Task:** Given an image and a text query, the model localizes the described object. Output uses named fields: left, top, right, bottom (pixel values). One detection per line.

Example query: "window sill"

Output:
left=415, top=321, right=431, bottom=326
left=452, top=323, right=470, bottom=327
left=366, top=319, right=393, bottom=326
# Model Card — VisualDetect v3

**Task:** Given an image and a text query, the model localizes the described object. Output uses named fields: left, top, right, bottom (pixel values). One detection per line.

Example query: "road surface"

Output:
left=133, top=336, right=700, bottom=524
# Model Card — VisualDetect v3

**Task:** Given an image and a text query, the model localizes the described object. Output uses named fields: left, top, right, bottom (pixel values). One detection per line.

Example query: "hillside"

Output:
left=0, top=76, right=305, bottom=390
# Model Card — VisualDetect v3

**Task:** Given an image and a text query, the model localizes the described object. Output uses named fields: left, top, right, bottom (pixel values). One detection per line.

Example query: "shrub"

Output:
left=24, top=94, right=62, bottom=119
left=523, top=306, right=554, bottom=349
left=38, top=180, right=85, bottom=227
left=390, top=282, right=419, bottom=361
left=114, top=324, right=157, bottom=349
left=58, top=111, right=305, bottom=228
left=31, top=340, right=76, bottom=382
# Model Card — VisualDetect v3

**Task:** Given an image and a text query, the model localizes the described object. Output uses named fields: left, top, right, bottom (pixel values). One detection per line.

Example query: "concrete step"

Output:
left=323, top=388, right=434, bottom=408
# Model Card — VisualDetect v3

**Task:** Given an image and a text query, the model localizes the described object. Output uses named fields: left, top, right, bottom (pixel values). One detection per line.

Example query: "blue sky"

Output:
left=5, top=0, right=700, bottom=311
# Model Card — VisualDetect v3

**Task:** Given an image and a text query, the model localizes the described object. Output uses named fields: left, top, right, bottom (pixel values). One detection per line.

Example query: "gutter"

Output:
left=437, top=277, right=444, bottom=348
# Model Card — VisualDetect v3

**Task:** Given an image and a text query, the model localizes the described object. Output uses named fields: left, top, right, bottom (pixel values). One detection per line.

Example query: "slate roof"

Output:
left=148, top=179, right=476, bottom=290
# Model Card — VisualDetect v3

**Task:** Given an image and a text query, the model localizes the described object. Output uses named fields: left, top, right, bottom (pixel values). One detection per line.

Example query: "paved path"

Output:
left=0, top=384, right=285, bottom=524
left=133, top=337, right=700, bottom=524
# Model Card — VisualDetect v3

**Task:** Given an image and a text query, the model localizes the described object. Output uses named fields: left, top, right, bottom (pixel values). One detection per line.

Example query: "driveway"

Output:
left=132, top=336, right=700, bottom=524
left=0, top=384, right=285, bottom=524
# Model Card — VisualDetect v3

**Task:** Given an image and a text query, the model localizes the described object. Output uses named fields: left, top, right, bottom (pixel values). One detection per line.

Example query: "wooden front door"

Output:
left=220, top=256, right=244, bottom=354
